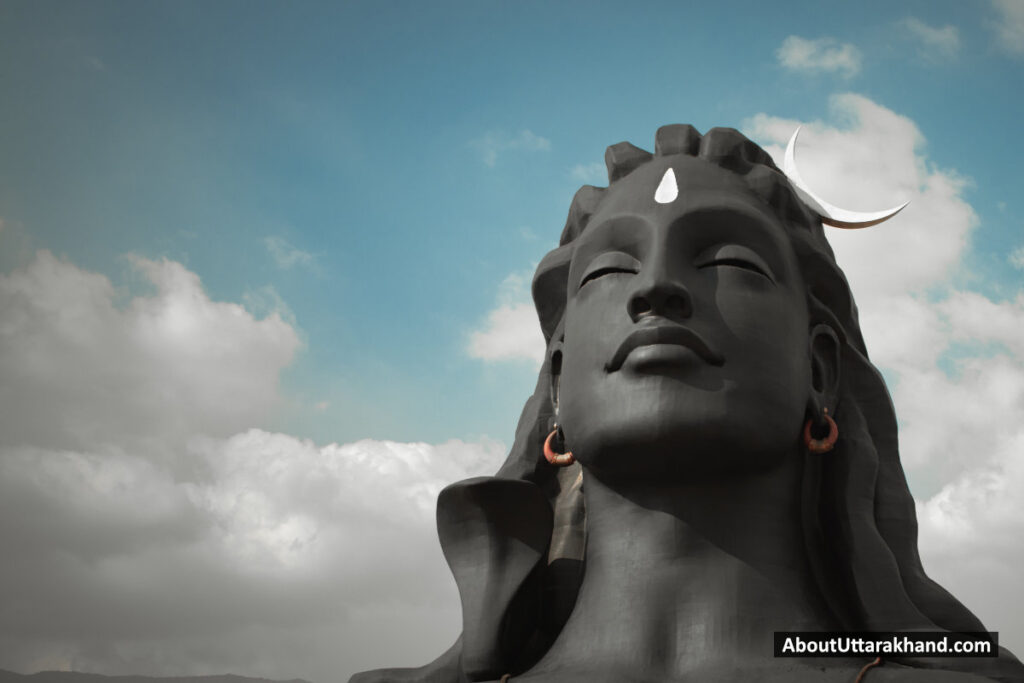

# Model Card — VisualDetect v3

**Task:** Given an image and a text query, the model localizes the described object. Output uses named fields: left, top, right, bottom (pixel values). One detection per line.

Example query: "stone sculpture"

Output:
left=350, top=125, right=1024, bottom=682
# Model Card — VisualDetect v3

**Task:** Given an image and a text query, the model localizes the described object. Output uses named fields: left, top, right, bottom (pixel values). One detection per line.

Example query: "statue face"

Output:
left=556, top=156, right=812, bottom=481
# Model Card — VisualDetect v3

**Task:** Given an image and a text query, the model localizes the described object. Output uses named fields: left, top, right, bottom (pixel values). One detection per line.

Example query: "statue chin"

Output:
left=560, top=404, right=802, bottom=485
left=568, top=437, right=794, bottom=485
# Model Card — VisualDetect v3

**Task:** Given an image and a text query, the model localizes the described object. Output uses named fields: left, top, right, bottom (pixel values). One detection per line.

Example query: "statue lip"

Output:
left=605, top=322, right=724, bottom=372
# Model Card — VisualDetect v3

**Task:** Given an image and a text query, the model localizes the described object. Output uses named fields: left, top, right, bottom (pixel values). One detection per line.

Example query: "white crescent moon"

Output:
left=783, top=126, right=909, bottom=229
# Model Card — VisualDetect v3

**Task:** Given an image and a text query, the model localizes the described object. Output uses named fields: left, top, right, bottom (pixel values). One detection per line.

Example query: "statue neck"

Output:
left=583, top=454, right=812, bottom=579
left=533, top=449, right=839, bottom=680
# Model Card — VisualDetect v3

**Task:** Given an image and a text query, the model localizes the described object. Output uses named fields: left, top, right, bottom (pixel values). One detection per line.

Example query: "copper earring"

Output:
left=544, top=425, right=575, bottom=466
left=803, top=409, right=838, bottom=454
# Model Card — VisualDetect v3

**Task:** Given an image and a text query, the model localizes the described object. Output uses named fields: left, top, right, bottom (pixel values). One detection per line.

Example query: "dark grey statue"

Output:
left=350, top=126, right=1024, bottom=682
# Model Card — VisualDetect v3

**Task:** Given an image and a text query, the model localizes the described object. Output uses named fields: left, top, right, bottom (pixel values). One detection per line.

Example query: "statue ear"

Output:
left=808, top=323, right=841, bottom=415
left=548, top=340, right=563, bottom=415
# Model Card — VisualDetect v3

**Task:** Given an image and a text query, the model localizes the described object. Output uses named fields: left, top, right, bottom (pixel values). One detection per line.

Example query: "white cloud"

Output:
left=0, top=251, right=507, bottom=682
left=991, top=0, right=1024, bottom=56
left=471, top=129, right=551, bottom=167
left=0, top=251, right=301, bottom=453
left=264, top=235, right=315, bottom=270
left=901, top=17, right=961, bottom=60
left=466, top=271, right=545, bottom=364
left=242, top=283, right=298, bottom=327
left=570, top=161, right=607, bottom=185
left=916, top=427, right=1024, bottom=641
left=776, top=35, right=862, bottom=77
left=467, top=303, right=543, bottom=364
left=1010, top=245, right=1024, bottom=269
left=746, top=95, right=1024, bottom=651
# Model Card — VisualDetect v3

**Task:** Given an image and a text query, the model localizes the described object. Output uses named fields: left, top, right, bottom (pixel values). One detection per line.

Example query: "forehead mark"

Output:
left=654, top=167, right=678, bottom=204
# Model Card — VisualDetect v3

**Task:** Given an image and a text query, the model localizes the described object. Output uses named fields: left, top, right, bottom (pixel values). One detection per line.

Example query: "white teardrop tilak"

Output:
left=783, top=127, right=909, bottom=229
left=654, top=168, right=678, bottom=204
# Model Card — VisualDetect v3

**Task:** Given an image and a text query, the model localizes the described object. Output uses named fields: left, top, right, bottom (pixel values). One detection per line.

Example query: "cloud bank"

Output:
left=0, top=252, right=505, bottom=682
left=0, top=252, right=300, bottom=453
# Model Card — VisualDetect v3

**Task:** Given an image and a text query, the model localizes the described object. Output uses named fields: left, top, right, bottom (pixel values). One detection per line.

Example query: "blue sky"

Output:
left=3, top=0, right=1021, bottom=446
left=2, top=2, right=1023, bottom=681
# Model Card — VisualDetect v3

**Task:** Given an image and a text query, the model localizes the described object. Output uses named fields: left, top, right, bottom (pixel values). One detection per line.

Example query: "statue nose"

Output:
left=627, top=279, right=692, bottom=322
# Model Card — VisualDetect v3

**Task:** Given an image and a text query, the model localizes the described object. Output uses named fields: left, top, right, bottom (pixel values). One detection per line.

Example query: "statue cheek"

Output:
left=713, top=286, right=807, bottom=358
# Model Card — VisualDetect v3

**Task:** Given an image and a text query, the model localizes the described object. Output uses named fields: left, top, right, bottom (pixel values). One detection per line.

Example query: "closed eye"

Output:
left=703, top=257, right=770, bottom=278
left=696, top=244, right=775, bottom=281
left=578, top=251, right=641, bottom=289
left=580, top=265, right=636, bottom=287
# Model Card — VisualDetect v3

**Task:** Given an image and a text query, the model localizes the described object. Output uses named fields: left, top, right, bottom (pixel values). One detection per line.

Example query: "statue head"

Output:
left=550, top=130, right=836, bottom=482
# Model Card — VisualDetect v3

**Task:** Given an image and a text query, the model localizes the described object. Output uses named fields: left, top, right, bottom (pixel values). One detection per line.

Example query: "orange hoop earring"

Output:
left=543, top=426, right=575, bottom=466
left=803, top=412, right=838, bottom=454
